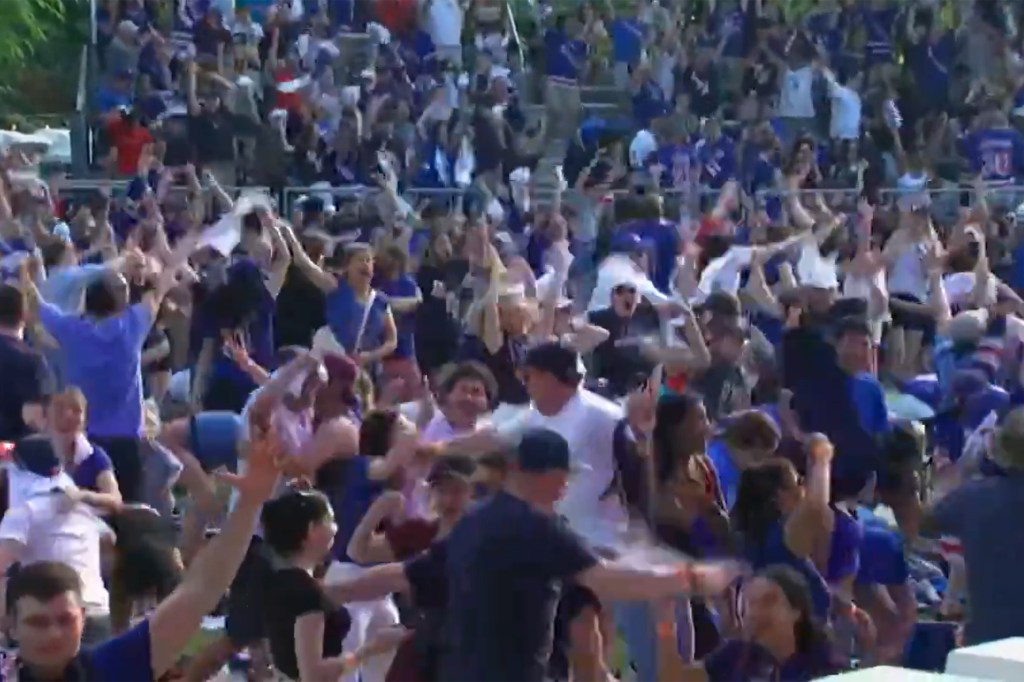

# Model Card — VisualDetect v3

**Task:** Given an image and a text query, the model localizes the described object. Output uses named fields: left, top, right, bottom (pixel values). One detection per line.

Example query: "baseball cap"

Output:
left=516, top=428, right=571, bottom=473
left=609, top=231, right=644, bottom=254
left=523, top=341, right=584, bottom=386
left=13, top=435, right=63, bottom=479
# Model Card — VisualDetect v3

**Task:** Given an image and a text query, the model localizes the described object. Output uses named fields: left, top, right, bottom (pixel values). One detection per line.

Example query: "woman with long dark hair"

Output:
left=659, top=565, right=842, bottom=681
left=651, top=393, right=732, bottom=659
left=262, top=489, right=404, bottom=681
left=730, top=441, right=835, bottom=621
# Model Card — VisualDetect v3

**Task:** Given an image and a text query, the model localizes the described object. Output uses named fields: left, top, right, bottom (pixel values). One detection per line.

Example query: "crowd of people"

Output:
left=0, top=0, right=1023, bottom=680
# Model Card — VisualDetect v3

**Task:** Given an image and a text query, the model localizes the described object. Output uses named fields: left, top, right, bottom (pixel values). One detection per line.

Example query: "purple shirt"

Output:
left=38, top=302, right=152, bottom=438
left=69, top=441, right=115, bottom=492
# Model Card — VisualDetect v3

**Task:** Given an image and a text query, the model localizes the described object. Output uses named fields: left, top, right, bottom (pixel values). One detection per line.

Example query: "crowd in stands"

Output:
left=0, top=0, right=1022, bottom=680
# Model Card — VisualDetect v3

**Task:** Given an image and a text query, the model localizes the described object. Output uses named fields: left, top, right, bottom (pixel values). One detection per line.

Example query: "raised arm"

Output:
left=146, top=427, right=283, bottom=677
left=280, top=222, right=339, bottom=293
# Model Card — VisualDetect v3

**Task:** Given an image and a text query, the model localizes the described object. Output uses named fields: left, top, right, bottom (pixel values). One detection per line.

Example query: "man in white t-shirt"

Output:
left=441, top=342, right=630, bottom=548
left=438, top=341, right=667, bottom=680
left=420, top=0, right=466, bottom=67
left=0, top=464, right=113, bottom=645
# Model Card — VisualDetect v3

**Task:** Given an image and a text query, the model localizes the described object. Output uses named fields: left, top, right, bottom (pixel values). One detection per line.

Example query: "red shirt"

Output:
left=107, top=119, right=152, bottom=176
left=274, top=68, right=303, bottom=111
left=375, top=0, right=418, bottom=35
left=384, top=518, right=440, bottom=682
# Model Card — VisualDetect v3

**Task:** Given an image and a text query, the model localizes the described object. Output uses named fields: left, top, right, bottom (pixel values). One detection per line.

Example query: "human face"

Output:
left=523, top=367, right=560, bottom=405
left=837, top=330, right=873, bottom=374
left=531, top=469, right=571, bottom=508
left=446, top=378, right=490, bottom=424
left=612, top=284, right=638, bottom=316
left=306, top=510, right=338, bottom=559
left=775, top=464, right=804, bottom=515
left=430, top=477, right=472, bottom=520
left=681, top=403, right=712, bottom=450
left=48, top=393, right=85, bottom=437
left=740, top=577, right=800, bottom=642
left=499, top=300, right=531, bottom=336
left=12, top=592, right=86, bottom=671
left=347, top=250, right=375, bottom=282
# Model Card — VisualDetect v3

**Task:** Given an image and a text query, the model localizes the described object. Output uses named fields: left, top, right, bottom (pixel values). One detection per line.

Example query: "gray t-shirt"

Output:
left=928, top=474, right=1024, bottom=645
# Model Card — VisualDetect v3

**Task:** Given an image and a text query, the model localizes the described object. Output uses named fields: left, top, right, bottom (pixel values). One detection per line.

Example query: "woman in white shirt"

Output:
left=884, top=204, right=940, bottom=378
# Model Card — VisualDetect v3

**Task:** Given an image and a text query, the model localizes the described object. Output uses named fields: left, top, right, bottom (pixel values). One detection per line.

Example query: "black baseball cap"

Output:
left=523, top=341, right=583, bottom=386
left=516, top=428, right=571, bottom=473
left=13, top=435, right=62, bottom=478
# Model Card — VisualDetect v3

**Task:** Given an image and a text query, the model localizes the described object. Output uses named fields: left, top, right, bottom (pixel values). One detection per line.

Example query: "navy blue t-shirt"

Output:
left=442, top=491, right=598, bottom=682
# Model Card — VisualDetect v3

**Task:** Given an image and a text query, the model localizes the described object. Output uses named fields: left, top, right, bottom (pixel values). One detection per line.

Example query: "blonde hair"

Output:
left=52, top=386, right=87, bottom=412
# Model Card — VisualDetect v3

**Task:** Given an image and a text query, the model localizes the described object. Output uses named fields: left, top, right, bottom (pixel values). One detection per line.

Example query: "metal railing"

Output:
left=56, top=180, right=1024, bottom=228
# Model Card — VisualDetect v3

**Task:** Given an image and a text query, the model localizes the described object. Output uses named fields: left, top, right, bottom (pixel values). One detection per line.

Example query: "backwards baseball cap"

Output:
left=523, top=341, right=584, bottom=386
left=516, top=428, right=571, bottom=473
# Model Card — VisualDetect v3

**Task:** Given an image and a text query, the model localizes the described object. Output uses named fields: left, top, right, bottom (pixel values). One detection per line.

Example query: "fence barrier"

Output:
left=56, top=180, right=1024, bottom=230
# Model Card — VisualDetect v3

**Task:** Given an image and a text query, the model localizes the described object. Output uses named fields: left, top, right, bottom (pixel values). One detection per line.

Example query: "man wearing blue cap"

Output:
left=435, top=340, right=683, bottom=681
left=329, top=427, right=743, bottom=682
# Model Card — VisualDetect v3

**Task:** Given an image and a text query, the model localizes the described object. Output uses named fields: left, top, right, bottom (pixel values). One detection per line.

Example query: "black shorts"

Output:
left=888, top=293, right=936, bottom=343
left=225, top=536, right=274, bottom=647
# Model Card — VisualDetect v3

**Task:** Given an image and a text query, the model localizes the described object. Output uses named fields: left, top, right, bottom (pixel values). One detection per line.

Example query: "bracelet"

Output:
left=341, top=652, right=358, bottom=672
left=656, top=620, right=676, bottom=640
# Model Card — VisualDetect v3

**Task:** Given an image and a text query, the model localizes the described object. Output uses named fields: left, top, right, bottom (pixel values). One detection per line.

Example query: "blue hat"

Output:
left=609, top=231, right=644, bottom=254
left=517, top=429, right=571, bottom=473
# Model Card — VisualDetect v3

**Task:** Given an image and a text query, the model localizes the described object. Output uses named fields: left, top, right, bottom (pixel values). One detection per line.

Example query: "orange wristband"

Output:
left=656, top=620, right=676, bottom=639
left=342, top=652, right=358, bottom=671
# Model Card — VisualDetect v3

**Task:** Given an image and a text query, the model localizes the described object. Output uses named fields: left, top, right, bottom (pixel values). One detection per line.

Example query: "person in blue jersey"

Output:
left=859, top=0, right=898, bottom=69
left=615, top=194, right=682, bottom=293
left=696, top=118, right=738, bottom=197
left=905, top=13, right=955, bottom=114
left=670, top=565, right=843, bottom=681
left=606, top=2, right=647, bottom=89
left=652, top=128, right=698, bottom=196
left=731, top=440, right=836, bottom=621
left=374, top=244, right=423, bottom=403
left=281, top=226, right=399, bottom=370
left=707, top=409, right=781, bottom=511
left=804, top=0, right=846, bottom=62
left=963, top=108, right=1024, bottom=193
left=3, top=423, right=285, bottom=681
left=543, top=13, right=588, bottom=142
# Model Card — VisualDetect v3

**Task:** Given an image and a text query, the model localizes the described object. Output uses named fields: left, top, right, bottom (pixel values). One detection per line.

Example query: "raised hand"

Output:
left=216, top=426, right=285, bottom=505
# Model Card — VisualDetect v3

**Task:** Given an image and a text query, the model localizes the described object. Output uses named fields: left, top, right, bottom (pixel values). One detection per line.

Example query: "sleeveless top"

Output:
left=316, top=455, right=384, bottom=564
left=325, top=278, right=388, bottom=354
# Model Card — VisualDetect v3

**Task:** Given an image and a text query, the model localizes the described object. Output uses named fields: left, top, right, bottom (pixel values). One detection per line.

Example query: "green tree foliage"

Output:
left=0, top=0, right=90, bottom=114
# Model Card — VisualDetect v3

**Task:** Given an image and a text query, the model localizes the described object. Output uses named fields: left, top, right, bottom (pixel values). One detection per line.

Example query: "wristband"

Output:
left=342, top=652, right=358, bottom=672
left=656, top=620, right=675, bottom=640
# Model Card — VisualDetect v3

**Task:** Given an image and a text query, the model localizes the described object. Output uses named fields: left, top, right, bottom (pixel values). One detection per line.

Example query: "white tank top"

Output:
left=888, top=245, right=930, bottom=302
